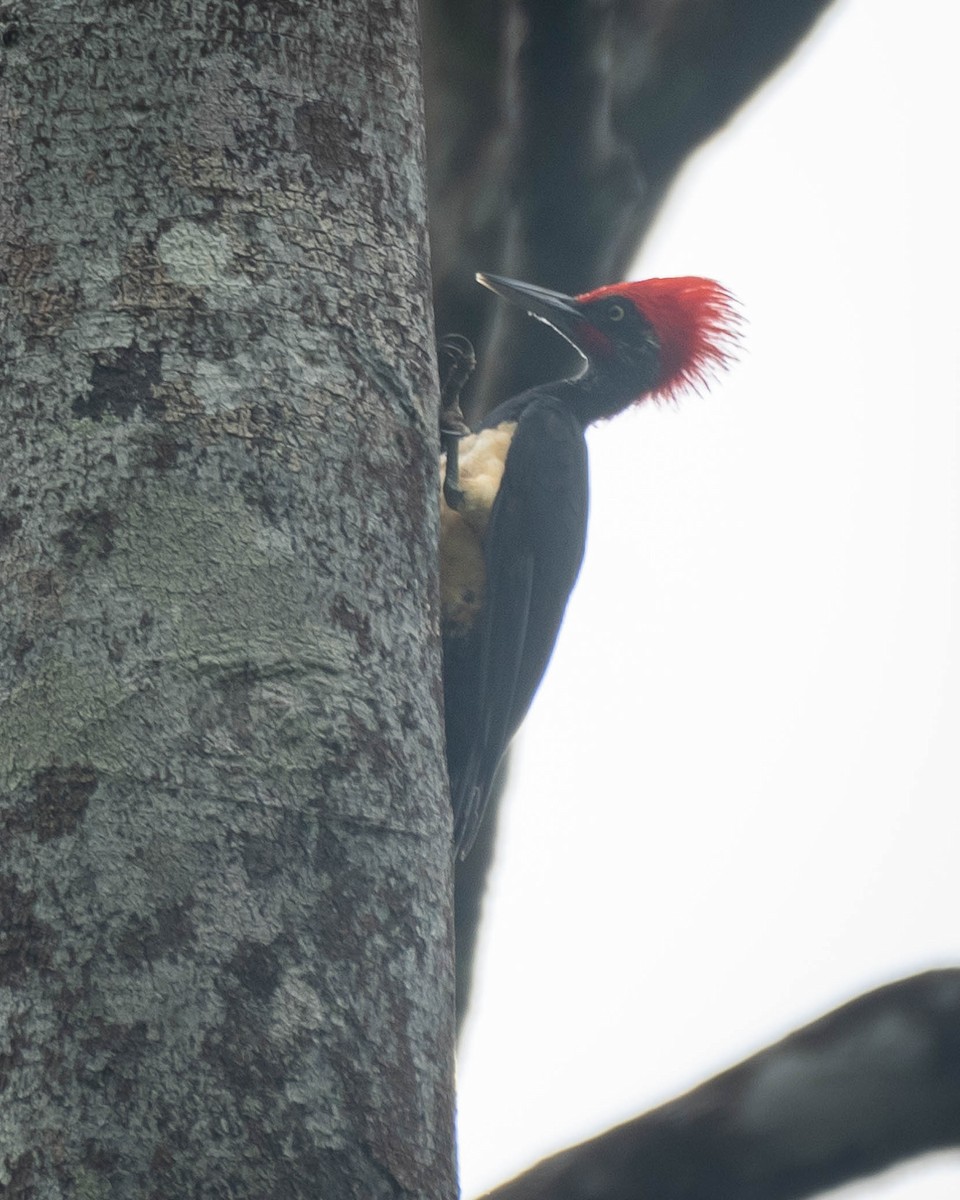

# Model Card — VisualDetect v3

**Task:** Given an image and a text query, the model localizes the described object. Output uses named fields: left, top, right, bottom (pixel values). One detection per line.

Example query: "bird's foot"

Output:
left=438, top=334, right=475, bottom=511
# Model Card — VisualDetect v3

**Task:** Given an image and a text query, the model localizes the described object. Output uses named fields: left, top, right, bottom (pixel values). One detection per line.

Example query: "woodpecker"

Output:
left=441, top=272, right=739, bottom=856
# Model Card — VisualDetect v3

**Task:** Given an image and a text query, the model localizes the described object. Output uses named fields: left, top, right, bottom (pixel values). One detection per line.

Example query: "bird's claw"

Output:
left=438, top=334, right=476, bottom=416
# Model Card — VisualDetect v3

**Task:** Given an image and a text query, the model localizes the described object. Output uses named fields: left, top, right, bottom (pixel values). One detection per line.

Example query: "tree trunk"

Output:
left=0, top=2, right=455, bottom=1197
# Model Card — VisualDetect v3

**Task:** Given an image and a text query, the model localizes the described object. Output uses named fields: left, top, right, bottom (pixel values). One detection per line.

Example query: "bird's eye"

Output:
left=607, top=303, right=625, bottom=321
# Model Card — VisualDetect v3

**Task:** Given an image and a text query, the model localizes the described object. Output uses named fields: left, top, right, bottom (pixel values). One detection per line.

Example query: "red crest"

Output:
left=578, top=277, right=741, bottom=400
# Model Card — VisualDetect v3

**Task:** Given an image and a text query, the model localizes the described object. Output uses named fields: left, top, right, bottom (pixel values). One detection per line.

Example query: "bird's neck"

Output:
left=481, top=363, right=642, bottom=430
left=557, top=361, right=639, bottom=426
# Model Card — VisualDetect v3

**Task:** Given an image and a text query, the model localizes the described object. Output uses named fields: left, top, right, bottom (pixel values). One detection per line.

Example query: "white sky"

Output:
left=456, top=0, right=960, bottom=1196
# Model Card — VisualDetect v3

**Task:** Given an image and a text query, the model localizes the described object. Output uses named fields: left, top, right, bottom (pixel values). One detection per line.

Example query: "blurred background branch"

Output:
left=479, top=971, right=960, bottom=1200
left=422, top=0, right=837, bottom=1031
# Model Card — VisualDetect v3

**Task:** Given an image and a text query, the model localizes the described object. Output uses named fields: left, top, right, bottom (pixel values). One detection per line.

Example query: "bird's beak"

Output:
left=476, top=273, right=581, bottom=338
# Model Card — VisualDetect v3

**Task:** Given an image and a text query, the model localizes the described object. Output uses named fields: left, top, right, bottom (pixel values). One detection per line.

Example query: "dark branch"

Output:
left=479, top=970, right=960, bottom=1200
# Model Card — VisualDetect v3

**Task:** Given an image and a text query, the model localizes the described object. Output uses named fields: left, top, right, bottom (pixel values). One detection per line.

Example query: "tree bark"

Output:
left=0, top=2, right=455, bottom=1197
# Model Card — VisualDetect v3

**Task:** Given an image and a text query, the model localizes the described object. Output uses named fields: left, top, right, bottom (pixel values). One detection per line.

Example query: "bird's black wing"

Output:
left=452, top=396, right=588, bottom=854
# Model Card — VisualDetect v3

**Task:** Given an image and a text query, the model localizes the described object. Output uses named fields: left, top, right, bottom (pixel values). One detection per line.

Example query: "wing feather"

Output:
left=450, top=396, right=588, bottom=854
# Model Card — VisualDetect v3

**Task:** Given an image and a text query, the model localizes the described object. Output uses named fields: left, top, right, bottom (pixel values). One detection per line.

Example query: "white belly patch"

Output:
left=440, top=421, right=517, bottom=637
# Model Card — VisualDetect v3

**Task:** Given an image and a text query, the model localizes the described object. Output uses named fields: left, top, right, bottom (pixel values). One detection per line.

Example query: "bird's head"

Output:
left=477, top=272, right=740, bottom=405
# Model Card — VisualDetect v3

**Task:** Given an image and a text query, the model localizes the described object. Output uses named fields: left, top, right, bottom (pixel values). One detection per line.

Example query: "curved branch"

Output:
left=480, top=970, right=960, bottom=1200
left=425, top=1, right=838, bottom=1025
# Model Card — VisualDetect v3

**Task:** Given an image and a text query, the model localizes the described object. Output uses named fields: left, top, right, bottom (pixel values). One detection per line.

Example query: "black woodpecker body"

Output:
left=441, top=272, right=739, bottom=855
